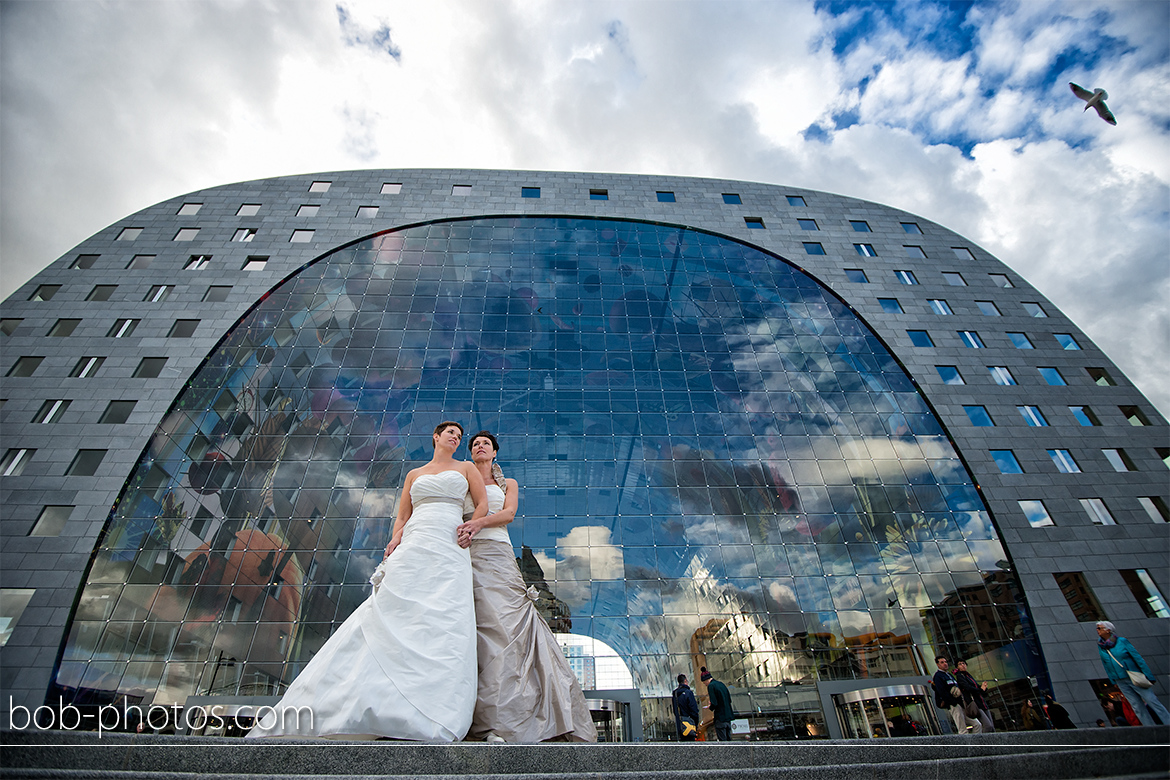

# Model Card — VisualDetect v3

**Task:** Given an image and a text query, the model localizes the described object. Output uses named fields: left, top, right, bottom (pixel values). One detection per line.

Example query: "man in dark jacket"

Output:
left=932, top=656, right=981, bottom=734
left=672, top=673, right=699, bottom=741
left=701, top=669, right=734, bottom=741
left=954, top=659, right=995, bottom=733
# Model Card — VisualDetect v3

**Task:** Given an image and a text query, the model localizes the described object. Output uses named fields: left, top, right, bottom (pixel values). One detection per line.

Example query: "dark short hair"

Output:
left=677, top=673, right=687, bottom=685
left=433, top=421, right=463, bottom=438
left=468, top=430, right=499, bottom=453
left=935, top=656, right=948, bottom=663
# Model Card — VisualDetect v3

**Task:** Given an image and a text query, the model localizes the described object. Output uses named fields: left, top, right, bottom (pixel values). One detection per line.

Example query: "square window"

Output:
left=942, top=272, right=967, bottom=286
left=991, top=450, right=1024, bottom=474
left=107, top=319, right=138, bottom=338
left=798, top=218, right=818, bottom=231
left=169, top=320, right=199, bottom=338
left=1120, top=569, right=1170, bottom=618
left=894, top=270, right=918, bottom=285
left=1, top=448, right=35, bottom=477
left=1054, top=333, right=1081, bottom=350
left=745, top=217, right=766, bottom=229
left=1119, top=405, right=1151, bottom=426
left=901, top=222, right=922, bottom=234
left=69, top=356, right=104, bottom=378
left=877, top=298, right=903, bottom=314
left=297, top=205, right=320, bottom=217
left=1049, top=449, right=1081, bottom=473
left=802, top=242, right=825, bottom=254
left=309, top=181, right=331, bottom=193
left=964, top=405, right=994, bottom=426
left=1038, top=367, right=1066, bottom=386
left=116, top=227, right=142, bottom=241
left=126, top=255, right=154, bottom=270
left=30, top=285, right=60, bottom=301
left=1007, top=332, right=1033, bottom=349
left=0, top=319, right=21, bottom=335
left=356, top=206, right=379, bottom=218
left=928, top=299, right=953, bottom=315
left=1054, top=572, right=1108, bottom=622
left=854, top=243, right=877, bottom=256
left=989, top=273, right=1013, bottom=288
left=32, top=399, right=70, bottom=424
left=1019, top=500, right=1055, bottom=528
left=656, top=191, right=676, bottom=203
left=976, top=301, right=1001, bottom=316
left=30, top=505, right=72, bottom=537
left=1138, top=497, right=1169, bottom=523
left=47, top=319, right=80, bottom=337
left=786, top=195, right=807, bottom=207
left=1018, top=406, right=1049, bottom=426
left=1086, top=367, right=1116, bottom=386
left=952, top=247, right=975, bottom=260
left=722, top=193, right=741, bottom=204
left=844, top=269, right=869, bottom=283
left=0, top=588, right=36, bottom=646
left=236, top=203, right=261, bottom=216
left=243, top=257, right=268, bottom=271
left=71, top=254, right=98, bottom=269
left=133, top=357, right=167, bottom=378
left=1079, top=498, right=1113, bottom=524
left=907, top=330, right=934, bottom=347
left=99, top=400, right=136, bottom=424
left=850, top=220, right=871, bottom=232
left=232, top=228, right=257, bottom=242
left=904, top=245, right=927, bottom=258
left=381, top=183, right=402, bottom=195
left=1023, top=302, right=1047, bottom=317
left=988, top=366, right=1017, bottom=385
left=1159, top=448, right=1170, bottom=468
left=185, top=255, right=212, bottom=270
left=450, top=184, right=472, bottom=196
left=958, top=330, right=984, bottom=348
left=936, top=365, right=964, bottom=385
left=66, top=449, right=106, bottom=476
left=203, top=286, right=231, bottom=302
left=1102, top=448, right=1136, bottom=472
left=144, top=285, right=171, bottom=303
left=173, top=227, right=200, bottom=241
left=590, top=189, right=609, bottom=200
left=177, top=203, right=202, bottom=216
left=1068, top=406, right=1100, bottom=426
left=290, top=229, right=315, bottom=243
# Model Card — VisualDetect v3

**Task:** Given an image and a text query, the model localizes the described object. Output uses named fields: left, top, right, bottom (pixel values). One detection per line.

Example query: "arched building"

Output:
left=2, top=171, right=1166, bottom=738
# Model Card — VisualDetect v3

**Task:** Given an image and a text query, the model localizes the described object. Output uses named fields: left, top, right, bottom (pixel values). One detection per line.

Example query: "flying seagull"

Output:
left=1069, top=82, right=1116, bottom=125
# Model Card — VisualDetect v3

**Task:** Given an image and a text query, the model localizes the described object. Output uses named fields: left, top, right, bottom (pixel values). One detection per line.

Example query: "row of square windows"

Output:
left=879, top=297, right=1049, bottom=318
left=847, top=268, right=1014, bottom=288
left=174, top=182, right=900, bottom=219
left=906, top=329, right=1078, bottom=350
left=935, top=363, right=1128, bottom=390
left=989, top=445, right=1167, bottom=477
left=1053, top=570, right=1169, bottom=622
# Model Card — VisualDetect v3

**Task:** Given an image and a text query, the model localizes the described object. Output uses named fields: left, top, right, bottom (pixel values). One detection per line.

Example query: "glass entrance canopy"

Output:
left=51, top=217, right=1041, bottom=737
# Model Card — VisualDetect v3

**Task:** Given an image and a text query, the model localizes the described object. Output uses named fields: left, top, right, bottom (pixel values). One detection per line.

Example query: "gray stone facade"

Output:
left=2, top=170, right=1166, bottom=731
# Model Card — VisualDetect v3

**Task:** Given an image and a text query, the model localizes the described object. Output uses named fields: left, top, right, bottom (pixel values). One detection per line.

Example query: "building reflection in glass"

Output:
left=49, top=217, right=1043, bottom=737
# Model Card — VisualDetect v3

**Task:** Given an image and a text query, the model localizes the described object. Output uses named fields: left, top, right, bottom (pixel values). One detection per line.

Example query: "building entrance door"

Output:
left=832, top=685, right=941, bottom=738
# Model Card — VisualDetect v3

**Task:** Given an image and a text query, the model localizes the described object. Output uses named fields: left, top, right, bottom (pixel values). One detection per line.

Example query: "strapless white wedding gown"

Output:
left=248, top=470, right=476, bottom=741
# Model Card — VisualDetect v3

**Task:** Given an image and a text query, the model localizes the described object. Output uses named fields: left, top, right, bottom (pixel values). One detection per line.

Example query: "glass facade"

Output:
left=51, top=216, right=1042, bottom=739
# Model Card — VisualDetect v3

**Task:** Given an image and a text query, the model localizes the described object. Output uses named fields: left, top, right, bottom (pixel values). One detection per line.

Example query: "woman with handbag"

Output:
left=1096, top=620, right=1170, bottom=726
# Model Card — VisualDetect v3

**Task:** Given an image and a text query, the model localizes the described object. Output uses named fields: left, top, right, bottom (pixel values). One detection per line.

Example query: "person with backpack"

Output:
left=672, top=673, right=700, bottom=741
left=700, top=668, right=734, bottom=741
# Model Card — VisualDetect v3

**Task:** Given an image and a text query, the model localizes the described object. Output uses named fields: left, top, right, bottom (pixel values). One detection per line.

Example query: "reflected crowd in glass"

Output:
left=51, top=218, right=1044, bottom=738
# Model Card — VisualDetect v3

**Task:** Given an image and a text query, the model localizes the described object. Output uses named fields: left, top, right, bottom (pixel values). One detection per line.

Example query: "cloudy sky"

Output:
left=2, top=0, right=1167, bottom=414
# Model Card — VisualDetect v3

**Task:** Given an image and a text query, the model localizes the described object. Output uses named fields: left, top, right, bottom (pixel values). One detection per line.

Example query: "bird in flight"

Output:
left=1069, top=82, right=1116, bottom=125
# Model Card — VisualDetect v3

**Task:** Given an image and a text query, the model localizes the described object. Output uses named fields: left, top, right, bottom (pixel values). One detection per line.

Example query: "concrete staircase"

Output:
left=2, top=726, right=1167, bottom=779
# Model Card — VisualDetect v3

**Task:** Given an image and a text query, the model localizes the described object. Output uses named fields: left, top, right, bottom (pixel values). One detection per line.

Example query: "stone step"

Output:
left=2, top=726, right=1166, bottom=780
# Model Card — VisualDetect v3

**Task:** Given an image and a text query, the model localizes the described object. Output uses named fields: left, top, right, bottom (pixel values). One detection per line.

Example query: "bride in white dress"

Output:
left=247, top=421, right=488, bottom=741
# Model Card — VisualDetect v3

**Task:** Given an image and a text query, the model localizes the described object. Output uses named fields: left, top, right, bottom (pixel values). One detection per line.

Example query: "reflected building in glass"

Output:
left=2, top=171, right=1165, bottom=739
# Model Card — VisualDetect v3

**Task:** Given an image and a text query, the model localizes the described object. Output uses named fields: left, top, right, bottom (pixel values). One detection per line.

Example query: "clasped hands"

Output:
left=455, top=519, right=483, bottom=549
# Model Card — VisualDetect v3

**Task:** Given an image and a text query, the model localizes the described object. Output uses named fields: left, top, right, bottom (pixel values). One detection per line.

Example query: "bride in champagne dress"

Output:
left=248, top=422, right=487, bottom=741
left=456, top=431, right=597, bottom=742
